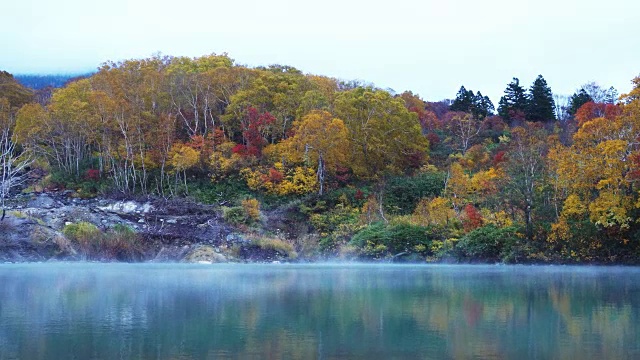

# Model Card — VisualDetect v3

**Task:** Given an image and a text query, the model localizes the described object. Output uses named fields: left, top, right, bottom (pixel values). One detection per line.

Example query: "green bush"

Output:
left=455, top=225, right=520, bottom=262
left=223, top=206, right=247, bottom=226
left=63, top=222, right=102, bottom=244
left=383, top=172, right=445, bottom=215
left=309, top=204, right=360, bottom=252
left=350, top=222, right=432, bottom=259
left=190, top=175, right=253, bottom=205
left=62, top=221, right=103, bottom=256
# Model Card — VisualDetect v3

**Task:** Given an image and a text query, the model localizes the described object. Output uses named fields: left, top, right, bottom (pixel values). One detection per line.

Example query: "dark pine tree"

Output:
left=568, top=88, right=593, bottom=115
left=471, top=91, right=494, bottom=119
left=450, top=86, right=475, bottom=113
left=526, top=75, right=556, bottom=121
left=497, top=78, right=527, bottom=123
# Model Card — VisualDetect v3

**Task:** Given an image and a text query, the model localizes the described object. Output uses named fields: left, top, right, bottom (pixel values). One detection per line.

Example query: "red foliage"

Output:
left=355, top=189, right=365, bottom=201
left=187, top=135, right=212, bottom=159
left=508, top=109, right=527, bottom=125
left=412, top=108, right=441, bottom=133
left=85, top=169, right=100, bottom=182
left=627, top=152, right=640, bottom=181
left=575, top=102, right=622, bottom=126
left=426, top=133, right=441, bottom=148
left=210, top=128, right=226, bottom=148
left=492, top=151, right=507, bottom=167
left=335, top=165, right=351, bottom=184
left=241, top=107, right=275, bottom=158
left=268, top=167, right=284, bottom=183
left=232, top=144, right=248, bottom=156
left=482, top=116, right=507, bottom=134
left=463, top=204, right=483, bottom=232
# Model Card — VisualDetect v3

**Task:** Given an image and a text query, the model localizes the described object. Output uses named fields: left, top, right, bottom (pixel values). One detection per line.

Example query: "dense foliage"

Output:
left=2, top=53, right=640, bottom=263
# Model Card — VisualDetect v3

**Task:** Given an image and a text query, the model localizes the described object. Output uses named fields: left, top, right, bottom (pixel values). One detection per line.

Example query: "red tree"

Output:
left=463, top=204, right=483, bottom=232
left=239, top=107, right=275, bottom=157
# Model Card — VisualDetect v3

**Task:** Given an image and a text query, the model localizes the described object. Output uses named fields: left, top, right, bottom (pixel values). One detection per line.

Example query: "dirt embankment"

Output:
left=0, top=192, right=296, bottom=263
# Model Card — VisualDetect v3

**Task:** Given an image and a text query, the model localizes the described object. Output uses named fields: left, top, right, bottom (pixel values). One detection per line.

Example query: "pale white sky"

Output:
left=1, top=0, right=639, bottom=103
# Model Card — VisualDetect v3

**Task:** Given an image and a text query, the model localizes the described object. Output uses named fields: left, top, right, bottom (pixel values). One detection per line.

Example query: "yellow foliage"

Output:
left=470, top=167, right=500, bottom=194
left=561, top=195, right=587, bottom=219
left=169, top=143, right=200, bottom=173
left=447, top=162, right=471, bottom=207
left=209, top=142, right=243, bottom=180
left=588, top=191, right=631, bottom=228
left=480, top=209, right=513, bottom=228
left=241, top=164, right=317, bottom=196
left=241, top=198, right=261, bottom=222
left=548, top=219, right=571, bottom=243
left=413, top=197, right=455, bottom=227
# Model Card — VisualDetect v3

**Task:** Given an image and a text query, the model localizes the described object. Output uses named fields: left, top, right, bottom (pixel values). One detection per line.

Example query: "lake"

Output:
left=0, top=263, right=638, bottom=359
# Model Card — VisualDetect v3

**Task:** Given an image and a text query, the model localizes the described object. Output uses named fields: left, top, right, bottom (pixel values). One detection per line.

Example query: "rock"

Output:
left=226, top=233, right=248, bottom=244
left=182, top=245, right=229, bottom=263
left=97, top=201, right=154, bottom=215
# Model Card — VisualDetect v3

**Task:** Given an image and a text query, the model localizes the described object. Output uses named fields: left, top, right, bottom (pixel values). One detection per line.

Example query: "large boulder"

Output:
left=182, top=245, right=229, bottom=263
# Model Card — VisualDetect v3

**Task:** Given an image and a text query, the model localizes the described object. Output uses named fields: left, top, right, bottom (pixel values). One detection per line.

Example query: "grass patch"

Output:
left=252, top=236, right=298, bottom=259
left=62, top=222, right=142, bottom=261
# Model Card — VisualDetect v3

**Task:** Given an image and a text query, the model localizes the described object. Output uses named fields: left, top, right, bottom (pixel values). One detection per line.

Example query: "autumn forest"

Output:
left=2, top=53, right=640, bottom=263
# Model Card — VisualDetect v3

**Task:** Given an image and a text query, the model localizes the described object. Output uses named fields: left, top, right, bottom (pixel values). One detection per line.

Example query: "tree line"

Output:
left=1, top=54, right=640, bottom=263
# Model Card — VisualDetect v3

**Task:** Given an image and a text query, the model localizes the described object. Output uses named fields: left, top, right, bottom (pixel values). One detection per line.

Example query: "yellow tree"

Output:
left=413, top=197, right=455, bottom=227
left=334, top=87, right=427, bottom=178
left=446, top=162, right=471, bottom=212
left=283, top=110, right=349, bottom=195
left=168, top=142, right=200, bottom=193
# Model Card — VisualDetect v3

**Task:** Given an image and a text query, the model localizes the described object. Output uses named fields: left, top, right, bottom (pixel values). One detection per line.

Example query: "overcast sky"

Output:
left=1, top=0, right=639, bottom=104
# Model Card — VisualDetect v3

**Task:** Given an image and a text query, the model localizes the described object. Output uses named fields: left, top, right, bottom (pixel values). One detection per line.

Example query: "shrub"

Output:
left=103, top=224, right=142, bottom=261
left=309, top=204, right=360, bottom=253
left=350, top=222, right=432, bottom=259
left=455, top=225, right=520, bottom=262
left=63, top=221, right=102, bottom=244
left=241, top=198, right=261, bottom=222
left=63, top=222, right=142, bottom=261
left=223, top=206, right=247, bottom=226
left=383, top=172, right=446, bottom=215
left=62, top=221, right=103, bottom=255
left=254, top=237, right=298, bottom=259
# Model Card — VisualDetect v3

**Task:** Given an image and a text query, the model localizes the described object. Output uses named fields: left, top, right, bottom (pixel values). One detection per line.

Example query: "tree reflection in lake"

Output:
left=0, top=264, right=639, bottom=359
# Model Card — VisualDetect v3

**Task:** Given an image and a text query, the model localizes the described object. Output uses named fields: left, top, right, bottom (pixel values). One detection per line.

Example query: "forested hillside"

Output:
left=15, top=74, right=93, bottom=90
left=1, top=54, right=640, bottom=263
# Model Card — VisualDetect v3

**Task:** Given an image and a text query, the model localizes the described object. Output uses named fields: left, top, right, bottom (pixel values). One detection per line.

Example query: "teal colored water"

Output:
left=0, top=263, right=639, bottom=359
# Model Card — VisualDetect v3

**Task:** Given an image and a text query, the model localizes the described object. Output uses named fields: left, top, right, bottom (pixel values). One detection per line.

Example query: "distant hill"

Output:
left=15, top=73, right=94, bottom=90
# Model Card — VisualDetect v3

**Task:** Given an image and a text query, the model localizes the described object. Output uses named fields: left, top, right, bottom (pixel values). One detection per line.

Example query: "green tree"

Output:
left=568, top=89, right=593, bottom=115
left=497, top=78, right=527, bottom=122
left=450, top=86, right=494, bottom=119
left=472, top=91, right=494, bottom=119
left=450, top=86, right=475, bottom=113
left=526, top=75, right=556, bottom=121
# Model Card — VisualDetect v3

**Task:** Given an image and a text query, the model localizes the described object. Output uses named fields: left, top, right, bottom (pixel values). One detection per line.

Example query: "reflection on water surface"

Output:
left=0, top=263, right=639, bottom=359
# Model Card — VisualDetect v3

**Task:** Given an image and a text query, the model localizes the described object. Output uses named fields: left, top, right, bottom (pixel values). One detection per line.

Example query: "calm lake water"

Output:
left=0, top=263, right=639, bottom=359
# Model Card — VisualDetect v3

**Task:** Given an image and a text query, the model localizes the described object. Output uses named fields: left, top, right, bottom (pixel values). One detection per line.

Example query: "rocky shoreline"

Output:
left=0, top=192, right=296, bottom=263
